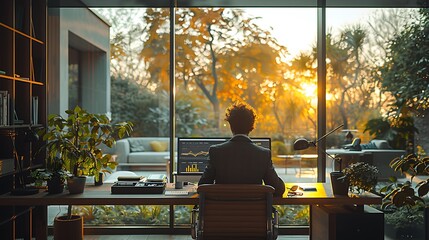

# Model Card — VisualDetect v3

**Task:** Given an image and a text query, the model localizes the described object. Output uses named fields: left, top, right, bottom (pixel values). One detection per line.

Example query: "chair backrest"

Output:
left=197, top=184, right=275, bottom=240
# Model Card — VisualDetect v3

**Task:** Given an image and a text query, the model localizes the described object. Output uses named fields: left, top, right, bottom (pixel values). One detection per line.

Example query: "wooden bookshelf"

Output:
left=0, top=0, right=47, bottom=238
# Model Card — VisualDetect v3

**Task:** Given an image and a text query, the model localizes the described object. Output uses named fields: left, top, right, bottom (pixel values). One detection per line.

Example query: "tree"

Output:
left=110, top=76, right=159, bottom=136
left=142, top=8, right=287, bottom=130
left=366, top=9, right=414, bottom=111
left=380, top=8, right=429, bottom=116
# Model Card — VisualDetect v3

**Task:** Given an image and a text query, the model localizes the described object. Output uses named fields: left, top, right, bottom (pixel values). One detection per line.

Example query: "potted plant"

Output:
left=38, top=106, right=133, bottom=239
left=380, top=153, right=429, bottom=239
left=39, top=106, right=133, bottom=193
left=331, top=161, right=379, bottom=196
left=31, top=156, right=69, bottom=194
left=342, top=161, right=379, bottom=194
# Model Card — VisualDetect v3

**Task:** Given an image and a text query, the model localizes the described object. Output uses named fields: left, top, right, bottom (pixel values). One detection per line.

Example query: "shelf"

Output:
left=0, top=1, right=47, bottom=236
left=0, top=74, right=14, bottom=81
left=0, top=124, right=43, bottom=130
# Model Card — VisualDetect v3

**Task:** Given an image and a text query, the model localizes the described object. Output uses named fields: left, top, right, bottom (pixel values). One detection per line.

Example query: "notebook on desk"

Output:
left=111, top=181, right=166, bottom=194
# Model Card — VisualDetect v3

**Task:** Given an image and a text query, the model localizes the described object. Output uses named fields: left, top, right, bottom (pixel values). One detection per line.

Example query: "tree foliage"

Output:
left=380, top=8, right=429, bottom=116
left=140, top=8, right=289, bottom=131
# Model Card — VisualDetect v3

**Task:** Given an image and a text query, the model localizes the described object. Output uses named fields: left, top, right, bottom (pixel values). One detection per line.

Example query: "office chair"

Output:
left=191, top=184, right=279, bottom=240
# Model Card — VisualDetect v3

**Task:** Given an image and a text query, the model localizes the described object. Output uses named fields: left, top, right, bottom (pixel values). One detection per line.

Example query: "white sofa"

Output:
left=115, top=137, right=170, bottom=170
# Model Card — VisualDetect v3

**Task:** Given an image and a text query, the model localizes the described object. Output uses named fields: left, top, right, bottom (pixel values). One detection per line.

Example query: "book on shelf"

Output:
left=0, top=90, right=10, bottom=126
left=32, top=96, right=38, bottom=125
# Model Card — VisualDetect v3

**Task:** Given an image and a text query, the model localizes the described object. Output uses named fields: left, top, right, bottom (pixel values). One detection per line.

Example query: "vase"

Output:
left=330, top=171, right=349, bottom=196
left=67, top=176, right=86, bottom=194
left=47, top=176, right=64, bottom=194
left=94, top=172, right=104, bottom=186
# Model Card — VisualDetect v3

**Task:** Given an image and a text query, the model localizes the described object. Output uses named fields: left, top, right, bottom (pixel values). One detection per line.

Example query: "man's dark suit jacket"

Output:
left=198, top=135, right=285, bottom=197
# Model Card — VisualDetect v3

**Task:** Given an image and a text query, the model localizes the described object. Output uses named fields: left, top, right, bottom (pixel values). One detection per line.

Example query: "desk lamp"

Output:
left=293, top=124, right=344, bottom=170
left=293, top=125, right=351, bottom=195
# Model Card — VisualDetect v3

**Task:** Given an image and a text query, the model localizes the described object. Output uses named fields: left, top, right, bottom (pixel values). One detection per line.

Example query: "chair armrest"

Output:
left=115, top=139, right=130, bottom=164
left=191, top=206, right=199, bottom=239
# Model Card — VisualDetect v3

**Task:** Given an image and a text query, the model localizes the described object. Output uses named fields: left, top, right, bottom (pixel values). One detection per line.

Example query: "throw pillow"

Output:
left=128, top=139, right=146, bottom=152
left=150, top=141, right=168, bottom=152
left=361, top=142, right=377, bottom=149
left=371, top=139, right=391, bottom=149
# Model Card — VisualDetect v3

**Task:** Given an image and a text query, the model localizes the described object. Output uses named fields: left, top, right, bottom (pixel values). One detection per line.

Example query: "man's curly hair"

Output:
left=225, top=102, right=257, bottom=134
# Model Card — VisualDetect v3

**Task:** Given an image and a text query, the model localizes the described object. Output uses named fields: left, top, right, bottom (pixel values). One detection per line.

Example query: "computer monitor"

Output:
left=176, top=137, right=271, bottom=177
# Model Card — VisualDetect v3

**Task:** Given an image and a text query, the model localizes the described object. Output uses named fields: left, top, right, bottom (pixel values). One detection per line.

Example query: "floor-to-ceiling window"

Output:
left=48, top=0, right=425, bottom=235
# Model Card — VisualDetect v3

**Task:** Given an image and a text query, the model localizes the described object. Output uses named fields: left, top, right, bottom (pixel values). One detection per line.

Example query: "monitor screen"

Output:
left=177, top=137, right=271, bottom=175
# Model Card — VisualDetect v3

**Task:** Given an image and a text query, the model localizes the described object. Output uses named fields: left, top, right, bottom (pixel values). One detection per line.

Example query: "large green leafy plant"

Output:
left=39, top=106, right=133, bottom=180
left=379, top=154, right=429, bottom=232
left=381, top=154, right=429, bottom=209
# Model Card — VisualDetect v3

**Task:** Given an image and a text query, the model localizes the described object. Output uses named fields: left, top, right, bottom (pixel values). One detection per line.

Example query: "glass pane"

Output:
left=324, top=8, right=416, bottom=173
left=174, top=7, right=318, bottom=183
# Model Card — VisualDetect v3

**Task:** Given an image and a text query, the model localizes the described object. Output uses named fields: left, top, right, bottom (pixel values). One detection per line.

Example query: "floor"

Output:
left=48, top=235, right=308, bottom=239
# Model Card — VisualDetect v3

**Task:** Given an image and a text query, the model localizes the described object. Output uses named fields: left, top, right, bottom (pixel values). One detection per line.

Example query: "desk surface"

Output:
left=0, top=183, right=381, bottom=206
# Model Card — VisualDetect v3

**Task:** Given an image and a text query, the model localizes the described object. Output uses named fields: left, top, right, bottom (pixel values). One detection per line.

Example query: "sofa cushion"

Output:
left=128, top=152, right=169, bottom=163
left=370, top=139, right=391, bottom=149
left=150, top=141, right=168, bottom=152
left=128, top=139, right=146, bottom=152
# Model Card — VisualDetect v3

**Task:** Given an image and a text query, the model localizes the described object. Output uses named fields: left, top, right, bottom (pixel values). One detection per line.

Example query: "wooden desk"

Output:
left=0, top=182, right=382, bottom=239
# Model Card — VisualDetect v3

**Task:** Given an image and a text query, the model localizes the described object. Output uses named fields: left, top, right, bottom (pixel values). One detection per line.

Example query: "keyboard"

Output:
left=164, top=190, right=189, bottom=196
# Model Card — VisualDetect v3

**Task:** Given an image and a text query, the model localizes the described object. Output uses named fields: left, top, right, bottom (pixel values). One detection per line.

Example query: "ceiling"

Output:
left=48, top=0, right=428, bottom=8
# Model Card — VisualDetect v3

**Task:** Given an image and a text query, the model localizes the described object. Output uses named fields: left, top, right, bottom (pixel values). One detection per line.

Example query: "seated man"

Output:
left=198, top=102, right=285, bottom=197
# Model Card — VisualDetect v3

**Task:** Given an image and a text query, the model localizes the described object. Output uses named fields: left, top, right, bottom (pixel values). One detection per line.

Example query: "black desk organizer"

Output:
left=111, top=181, right=166, bottom=194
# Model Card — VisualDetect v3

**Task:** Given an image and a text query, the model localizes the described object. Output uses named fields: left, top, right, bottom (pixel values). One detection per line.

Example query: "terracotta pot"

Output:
left=330, top=171, right=349, bottom=196
left=54, top=215, right=83, bottom=240
left=67, top=176, right=86, bottom=194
